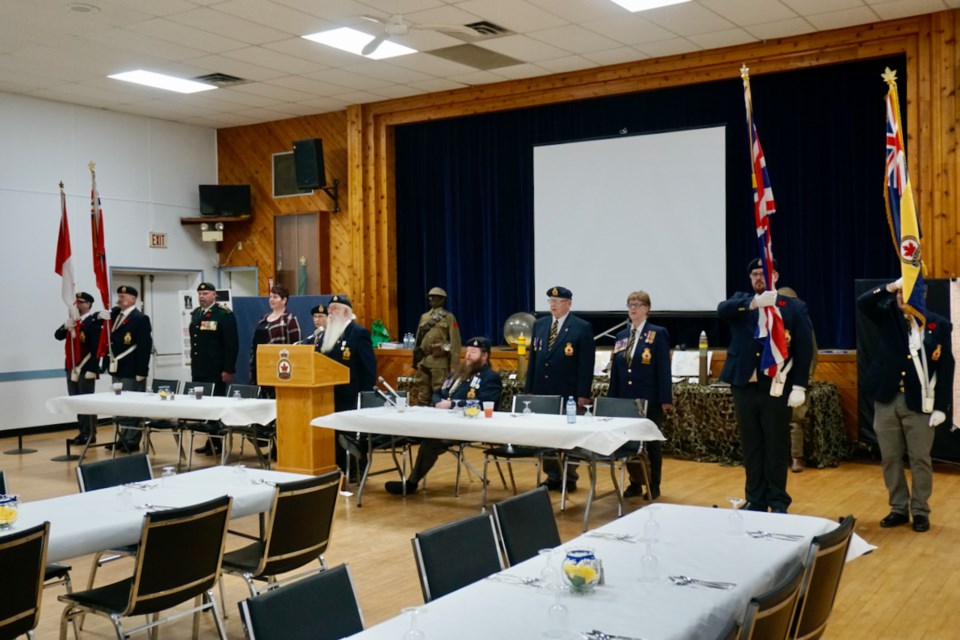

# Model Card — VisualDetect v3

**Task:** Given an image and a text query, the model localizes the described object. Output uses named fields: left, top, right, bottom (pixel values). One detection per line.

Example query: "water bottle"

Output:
left=566, top=396, right=576, bottom=424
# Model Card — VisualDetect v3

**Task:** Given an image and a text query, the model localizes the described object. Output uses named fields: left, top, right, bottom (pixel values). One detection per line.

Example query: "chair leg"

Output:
left=192, top=594, right=202, bottom=640
left=208, top=588, right=229, bottom=640
left=494, top=459, right=508, bottom=490
left=187, top=430, right=197, bottom=471
left=560, top=460, right=570, bottom=511
left=506, top=460, right=518, bottom=495
left=582, top=460, right=598, bottom=532
left=610, top=460, right=625, bottom=517
left=149, top=612, right=159, bottom=640
left=454, top=445, right=464, bottom=497
left=218, top=576, right=228, bottom=619
left=481, top=455, right=490, bottom=510
left=108, top=613, right=125, bottom=640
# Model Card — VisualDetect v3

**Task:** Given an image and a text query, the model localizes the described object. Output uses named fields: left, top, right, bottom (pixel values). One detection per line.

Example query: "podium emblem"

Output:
left=277, top=348, right=292, bottom=380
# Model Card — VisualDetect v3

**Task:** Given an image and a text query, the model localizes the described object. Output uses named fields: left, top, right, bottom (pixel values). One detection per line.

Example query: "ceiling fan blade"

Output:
left=361, top=32, right=390, bottom=56
left=360, top=14, right=387, bottom=25
left=416, top=23, right=479, bottom=36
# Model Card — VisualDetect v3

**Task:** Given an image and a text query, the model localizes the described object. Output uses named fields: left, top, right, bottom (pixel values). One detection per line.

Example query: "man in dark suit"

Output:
left=385, top=336, right=503, bottom=496
left=319, top=295, right=377, bottom=471
left=525, top=285, right=596, bottom=491
left=300, top=304, right=327, bottom=350
left=858, top=278, right=954, bottom=532
left=189, top=282, right=239, bottom=456
left=107, top=285, right=153, bottom=452
left=54, top=291, right=102, bottom=445
left=717, top=259, right=813, bottom=513
left=608, top=290, right=673, bottom=499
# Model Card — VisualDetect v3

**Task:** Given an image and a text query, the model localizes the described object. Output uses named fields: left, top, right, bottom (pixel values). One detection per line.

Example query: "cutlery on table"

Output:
left=747, top=530, right=804, bottom=541
left=580, top=630, right=647, bottom=640
left=669, top=575, right=736, bottom=590
left=135, top=503, right=176, bottom=511
left=586, top=532, right=637, bottom=543
left=486, top=574, right=543, bottom=587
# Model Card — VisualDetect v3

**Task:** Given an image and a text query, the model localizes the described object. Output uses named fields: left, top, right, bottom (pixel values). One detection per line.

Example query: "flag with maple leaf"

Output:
left=883, top=67, right=925, bottom=325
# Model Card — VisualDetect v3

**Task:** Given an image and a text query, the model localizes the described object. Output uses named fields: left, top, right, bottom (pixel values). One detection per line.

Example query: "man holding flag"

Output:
left=54, top=292, right=102, bottom=444
left=855, top=68, right=955, bottom=533
left=717, top=66, right=814, bottom=514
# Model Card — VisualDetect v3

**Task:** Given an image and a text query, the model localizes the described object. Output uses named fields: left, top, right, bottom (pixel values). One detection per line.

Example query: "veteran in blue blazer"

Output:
left=717, top=259, right=813, bottom=514
left=525, top=286, right=596, bottom=491
left=608, top=290, right=673, bottom=499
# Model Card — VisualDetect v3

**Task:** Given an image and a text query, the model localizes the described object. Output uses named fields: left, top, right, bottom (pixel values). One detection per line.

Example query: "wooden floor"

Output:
left=4, top=425, right=960, bottom=639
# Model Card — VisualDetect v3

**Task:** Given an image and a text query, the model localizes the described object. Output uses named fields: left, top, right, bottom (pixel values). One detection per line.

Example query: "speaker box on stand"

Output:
left=293, top=138, right=327, bottom=191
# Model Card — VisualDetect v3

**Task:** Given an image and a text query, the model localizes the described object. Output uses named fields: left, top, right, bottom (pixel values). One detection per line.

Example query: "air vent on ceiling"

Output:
left=464, top=21, right=511, bottom=37
left=427, top=44, right=522, bottom=71
left=192, top=73, right=249, bottom=87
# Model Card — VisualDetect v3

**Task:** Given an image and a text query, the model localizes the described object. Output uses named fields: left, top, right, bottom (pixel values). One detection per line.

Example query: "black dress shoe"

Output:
left=565, top=481, right=577, bottom=493
left=623, top=483, right=644, bottom=498
left=742, top=502, right=769, bottom=512
left=771, top=506, right=788, bottom=514
left=538, top=480, right=563, bottom=492
left=880, top=512, right=910, bottom=528
left=384, top=480, right=418, bottom=496
left=912, top=515, right=930, bottom=532
left=70, top=435, right=95, bottom=446
left=649, top=486, right=661, bottom=500
left=194, top=442, right=214, bottom=455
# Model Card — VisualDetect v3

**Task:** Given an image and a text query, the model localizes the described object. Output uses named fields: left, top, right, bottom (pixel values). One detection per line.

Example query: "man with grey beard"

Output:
left=320, top=295, right=377, bottom=472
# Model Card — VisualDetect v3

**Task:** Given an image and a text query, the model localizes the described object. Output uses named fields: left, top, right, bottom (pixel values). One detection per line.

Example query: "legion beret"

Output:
left=746, top=258, right=778, bottom=274
left=197, top=282, right=216, bottom=292
left=311, top=304, right=327, bottom=315
left=117, top=285, right=138, bottom=297
left=428, top=287, right=447, bottom=297
left=75, top=291, right=94, bottom=304
left=465, top=336, right=492, bottom=353
left=329, top=294, right=352, bottom=308
left=547, top=286, right=572, bottom=300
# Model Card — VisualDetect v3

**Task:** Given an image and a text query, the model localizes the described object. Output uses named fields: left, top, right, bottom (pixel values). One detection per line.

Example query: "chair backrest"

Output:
left=150, top=378, right=181, bottom=394
left=238, top=564, right=364, bottom=640
left=594, top=396, right=648, bottom=419
left=511, top=394, right=563, bottom=415
left=740, top=562, right=805, bottom=640
left=0, top=521, right=49, bottom=639
left=0, top=469, right=6, bottom=494
left=257, top=471, right=341, bottom=577
left=127, top=495, right=232, bottom=616
left=188, top=381, right=216, bottom=396
left=227, top=383, right=261, bottom=399
left=792, top=515, right=857, bottom=640
left=77, top=454, right=153, bottom=492
left=713, top=617, right=740, bottom=640
left=492, top=486, right=561, bottom=566
left=412, top=513, right=503, bottom=602
left=357, top=389, right=406, bottom=409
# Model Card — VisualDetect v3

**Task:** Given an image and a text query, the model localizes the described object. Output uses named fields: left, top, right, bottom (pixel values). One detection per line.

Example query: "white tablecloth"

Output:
left=9, top=466, right=310, bottom=562
left=312, top=406, right=664, bottom=455
left=346, top=504, right=875, bottom=640
left=45, top=391, right=276, bottom=427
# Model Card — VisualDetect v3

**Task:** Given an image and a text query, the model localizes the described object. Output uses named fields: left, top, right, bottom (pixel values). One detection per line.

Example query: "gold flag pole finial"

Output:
left=740, top=64, right=750, bottom=80
left=58, top=181, right=64, bottom=190
left=881, top=67, right=898, bottom=87
left=88, top=161, right=96, bottom=174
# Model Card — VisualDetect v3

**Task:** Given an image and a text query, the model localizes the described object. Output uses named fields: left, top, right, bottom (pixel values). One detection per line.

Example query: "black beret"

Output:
left=329, top=294, right=352, bottom=308
left=547, top=286, right=572, bottom=300
left=75, top=291, right=94, bottom=304
left=465, top=336, right=492, bottom=353
left=747, top=258, right=778, bottom=274
left=311, top=304, right=327, bottom=315
left=117, top=285, right=138, bottom=297
left=197, top=282, right=216, bottom=292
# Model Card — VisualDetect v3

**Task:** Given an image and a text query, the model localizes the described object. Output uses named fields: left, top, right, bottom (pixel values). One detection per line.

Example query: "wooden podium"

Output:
left=256, top=345, right=349, bottom=475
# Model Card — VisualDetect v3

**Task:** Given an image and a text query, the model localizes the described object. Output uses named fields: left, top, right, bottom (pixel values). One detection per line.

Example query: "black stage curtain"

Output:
left=395, top=55, right=905, bottom=349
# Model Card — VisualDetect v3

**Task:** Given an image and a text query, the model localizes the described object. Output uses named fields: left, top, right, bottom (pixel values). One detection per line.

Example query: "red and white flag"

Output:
left=90, top=164, right=111, bottom=358
left=55, top=183, right=79, bottom=320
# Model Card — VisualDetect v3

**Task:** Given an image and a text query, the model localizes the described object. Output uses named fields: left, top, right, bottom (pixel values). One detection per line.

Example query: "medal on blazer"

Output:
left=613, top=338, right=627, bottom=353
left=200, top=321, right=218, bottom=330
left=79, top=331, right=86, bottom=342
left=933, top=344, right=942, bottom=361
left=645, top=330, right=656, bottom=344
left=123, top=332, right=132, bottom=345
left=564, top=342, right=574, bottom=356
left=341, top=344, right=351, bottom=361
left=784, top=329, right=792, bottom=347
left=641, top=347, right=652, bottom=365
left=467, top=388, right=476, bottom=399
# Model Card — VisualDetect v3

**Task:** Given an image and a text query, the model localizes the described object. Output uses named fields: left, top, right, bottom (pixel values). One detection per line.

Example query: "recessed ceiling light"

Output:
left=108, top=70, right=217, bottom=94
left=608, top=0, right=691, bottom=11
left=302, top=27, right=417, bottom=60
left=68, top=3, right=100, bottom=13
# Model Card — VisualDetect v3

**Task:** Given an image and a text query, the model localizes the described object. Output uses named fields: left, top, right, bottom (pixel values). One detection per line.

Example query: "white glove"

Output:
left=887, top=277, right=904, bottom=293
left=787, top=386, right=806, bottom=408
left=98, top=310, right=112, bottom=320
left=929, top=410, right=946, bottom=428
left=135, top=375, right=146, bottom=383
left=64, top=317, right=76, bottom=330
left=754, top=290, right=777, bottom=308
left=83, top=371, right=97, bottom=380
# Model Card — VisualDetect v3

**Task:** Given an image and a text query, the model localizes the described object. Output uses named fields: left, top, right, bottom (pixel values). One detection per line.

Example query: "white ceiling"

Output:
left=1, top=0, right=955, bottom=129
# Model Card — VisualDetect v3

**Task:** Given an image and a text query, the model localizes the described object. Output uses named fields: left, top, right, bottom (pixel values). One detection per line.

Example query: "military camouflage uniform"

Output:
left=413, top=307, right=461, bottom=406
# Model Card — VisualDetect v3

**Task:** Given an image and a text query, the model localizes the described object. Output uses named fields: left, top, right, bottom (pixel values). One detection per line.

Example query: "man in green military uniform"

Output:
left=413, top=287, right=461, bottom=406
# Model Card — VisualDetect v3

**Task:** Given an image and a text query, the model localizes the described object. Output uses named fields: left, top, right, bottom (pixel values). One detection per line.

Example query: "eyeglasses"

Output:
left=627, top=302, right=648, bottom=309
left=547, top=297, right=569, bottom=305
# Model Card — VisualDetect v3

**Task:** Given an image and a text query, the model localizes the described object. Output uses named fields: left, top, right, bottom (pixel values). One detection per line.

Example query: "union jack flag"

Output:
left=742, top=67, right=787, bottom=378
left=883, top=67, right=925, bottom=325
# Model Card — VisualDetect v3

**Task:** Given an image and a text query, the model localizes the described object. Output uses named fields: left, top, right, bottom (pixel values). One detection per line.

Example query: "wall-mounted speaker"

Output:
left=293, top=138, right=327, bottom=190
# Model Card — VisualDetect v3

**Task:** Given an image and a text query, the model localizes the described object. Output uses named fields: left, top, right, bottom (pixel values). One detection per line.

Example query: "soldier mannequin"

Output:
left=413, top=287, right=461, bottom=406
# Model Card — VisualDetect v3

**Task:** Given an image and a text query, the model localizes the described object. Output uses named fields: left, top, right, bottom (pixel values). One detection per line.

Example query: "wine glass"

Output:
left=583, top=402, right=593, bottom=421
left=401, top=606, right=425, bottom=640
left=542, top=553, right=575, bottom=639
left=727, top=497, right=745, bottom=536
left=522, top=400, right=532, bottom=416
left=452, top=399, right=463, bottom=416
left=639, top=541, right=660, bottom=582
left=641, top=505, right=660, bottom=543
left=538, top=548, right=558, bottom=585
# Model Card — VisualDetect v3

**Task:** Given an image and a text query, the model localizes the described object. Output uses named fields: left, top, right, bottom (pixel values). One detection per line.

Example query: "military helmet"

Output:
left=427, top=287, right=447, bottom=298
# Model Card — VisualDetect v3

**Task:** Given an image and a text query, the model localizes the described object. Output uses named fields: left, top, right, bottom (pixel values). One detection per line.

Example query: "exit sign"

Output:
left=149, top=232, right=167, bottom=248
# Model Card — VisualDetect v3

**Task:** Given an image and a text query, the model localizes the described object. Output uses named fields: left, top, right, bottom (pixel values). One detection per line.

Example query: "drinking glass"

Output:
left=639, top=541, right=660, bottom=582
left=538, top=548, right=558, bottom=585
left=522, top=401, right=532, bottom=416
left=161, top=466, right=176, bottom=486
left=641, top=505, right=660, bottom=543
left=401, top=606, right=425, bottom=640
left=582, top=402, right=593, bottom=421
left=542, top=556, right=575, bottom=639
left=727, top=497, right=745, bottom=536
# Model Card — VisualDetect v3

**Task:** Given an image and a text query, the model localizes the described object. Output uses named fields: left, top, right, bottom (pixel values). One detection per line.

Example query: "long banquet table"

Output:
left=346, top=503, right=874, bottom=640
left=311, top=406, right=665, bottom=455
left=11, top=466, right=310, bottom=563
left=45, top=391, right=277, bottom=426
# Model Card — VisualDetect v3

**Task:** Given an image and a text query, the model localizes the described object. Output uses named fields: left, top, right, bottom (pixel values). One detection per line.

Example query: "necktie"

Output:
left=625, top=328, right=637, bottom=367
left=548, top=320, right=558, bottom=350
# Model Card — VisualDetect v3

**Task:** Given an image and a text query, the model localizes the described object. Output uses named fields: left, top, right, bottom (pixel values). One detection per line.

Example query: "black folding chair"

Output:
left=492, top=486, right=561, bottom=566
left=739, top=562, right=805, bottom=640
left=792, top=515, right=857, bottom=640
left=0, top=521, right=49, bottom=640
left=412, top=513, right=503, bottom=602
